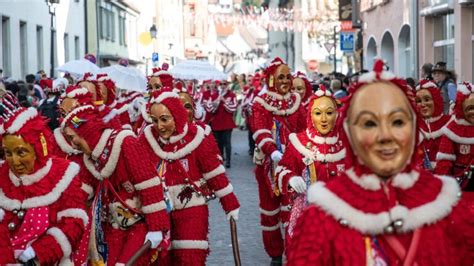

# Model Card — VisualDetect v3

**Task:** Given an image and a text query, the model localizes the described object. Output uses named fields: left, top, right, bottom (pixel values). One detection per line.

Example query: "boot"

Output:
left=270, top=256, right=282, bottom=266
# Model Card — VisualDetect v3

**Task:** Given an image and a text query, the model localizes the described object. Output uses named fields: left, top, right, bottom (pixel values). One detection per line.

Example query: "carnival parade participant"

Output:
left=251, top=57, right=306, bottom=264
left=174, top=81, right=206, bottom=123
left=276, top=86, right=345, bottom=244
left=38, top=77, right=67, bottom=130
left=0, top=101, right=87, bottom=264
left=61, top=104, right=170, bottom=265
left=292, top=71, right=313, bottom=112
left=210, top=80, right=238, bottom=168
left=286, top=60, right=474, bottom=265
left=138, top=90, right=240, bottom=265
left=435, top=82, right=474, bottom=191
left=415, top=79, right=453, bottom=171
left=202, top=80, right=219, bottom=124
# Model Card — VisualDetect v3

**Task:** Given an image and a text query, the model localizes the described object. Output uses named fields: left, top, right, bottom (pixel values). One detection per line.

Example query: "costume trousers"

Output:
left=255, top=165, right=284, bottom=258
left=104, top=222, right=150, bottom=265
left=247, top=128, right=255, bottom=155
left=161, top=205, right=209, bottom=266
left=214, top=130, right=233, bottom=164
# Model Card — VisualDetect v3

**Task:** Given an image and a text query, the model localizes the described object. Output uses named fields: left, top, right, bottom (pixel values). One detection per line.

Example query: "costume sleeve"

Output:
left=123, top=137, right=170, bottom=232
left=223, top=93, right=238, bottom=113
left=297, top=106, right=307, bottom=132
left=448, top=196, right=474, bottom=265
left=434, top=135, right=456, bottom=175
left=252, top=101, right=278, bottom=156
left=276, top=143, right=304, bottom=194
left=198, top=135, right=240, bottom=213
left=33, top=163, right=87, bottom=264
left=286, top=206, right=335, bottom=266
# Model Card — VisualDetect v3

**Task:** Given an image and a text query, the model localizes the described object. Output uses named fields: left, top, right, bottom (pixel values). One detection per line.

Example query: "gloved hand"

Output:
left=227, top=208, right=240, bottom=221
left=270, top=151, right=283, bottom=163
left=288, top=176, right=306, bottom=194
left=18, top=246, right=36, bottom=263
left=144, top=231, right=163, bottom=249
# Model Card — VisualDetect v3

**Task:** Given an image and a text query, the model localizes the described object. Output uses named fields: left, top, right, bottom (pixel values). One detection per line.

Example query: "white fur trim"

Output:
left=391, top=171, right=420, bottom=190
left=442, top=126, right=474, bottom=144
left=91, top=129, right=113, bottom=160
left=81, top=183, right=93, bottom=197
left=150, top=91, right=180, bottom=105
left=214, top=183, right=233, bottom=198
left=115, top=103, right=130, bottom=115
left=46, top=227, right=72, bottom=258
left=134, top=177, right=161, bottom=191
left=202, top=165, right=225, bottom=181
left=261, top=222, right=281, bottom=231
left=254, top=92, right=301, bottom=116
left=83, top=130, right=135, bottom=179
left=436, top=152, right=456, bottom=161
left=415, top=81, right=437, bottom=91
left=275, top=166, right=292, bottom=191
left=308, top=175, right=460, bottom=234
left=144, top=124, right=204, bottom=161
left=0, top=209, right=4, bottom=222
left=141, top=103, right=152, bottom=123
left=6, top=107, right=38, bottom=134
left=60, top=105, right=95, bottom=130
left=171, top=240, right=209, bottom=250
left=306, top=129, right=338, bottom=144
left=159, top=124, right=188, bottom=144
left=281, top=205, right=291, bottom=212
left=358, top=70, right=396, bottom=83
left=54, top=128, right=82, bottom=155
left=102, top=109, right=119, bottom=123
left=315, top=90, right=332, bottom=97
left=289, top=133, right=346, bottom=163
left=259, top=207, right=280, bottom=216
left=252, top=129, right=272, bottom=140
left=266, top=91, right=291, bottom=100
left=457, top=83, right=473, bottom=95
left=398, top=175, right=460, bottom=232
left=420, top=127, right=444, bottom=140
left=257, top=137, right=275, bottom=149
left=9, top=159, right=52, bottom=187
left=454, top=118, right=472, bottom=126
left=141, top=201, right=167, bottom=214
left=57, top=208, right=89, bottom=226
left=152, top=70, right=172, bottom=77
left=345, top=168, right=382, bottom=191
left=0, top=162, right=80, bottom=210
left=66, top=87, right=89, bottom=98
left=204, top=124, right=211, bottom=135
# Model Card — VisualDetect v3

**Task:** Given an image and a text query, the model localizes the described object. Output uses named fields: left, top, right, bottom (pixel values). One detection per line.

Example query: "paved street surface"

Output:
left=207, top=129, right=269, bottom=265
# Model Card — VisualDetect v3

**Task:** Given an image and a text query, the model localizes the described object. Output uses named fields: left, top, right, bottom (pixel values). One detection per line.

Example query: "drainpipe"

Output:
left=410, top=0, right=419, bottom=79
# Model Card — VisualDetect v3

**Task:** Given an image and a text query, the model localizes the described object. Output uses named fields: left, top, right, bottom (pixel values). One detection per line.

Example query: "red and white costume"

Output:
left=61, top=105, right=170, bottom=265
left=209, top=88, right=237, bottom=131
left=138, top=91, right=239, bottom=265
left=251, top=58, right=306, bottom=259
left=286, top=60, right=474, bottom=266
left=416, top=80, right=453, bottom=170
left=276, top=91, right=345, bottom=243
left=202, top=82, right=219, bottom=124
left=292, top=71, right=313, bottom=112
left=435, top=82, right=474, bottom=191
left=0, top=107, right=87, bottom=264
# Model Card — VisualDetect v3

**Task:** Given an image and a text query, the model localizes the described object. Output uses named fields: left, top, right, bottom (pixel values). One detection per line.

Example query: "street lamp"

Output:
left=46, top=0, right=59, bottom=78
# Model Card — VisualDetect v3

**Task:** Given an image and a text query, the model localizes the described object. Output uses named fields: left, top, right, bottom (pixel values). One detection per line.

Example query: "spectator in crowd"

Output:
left=406, top=77, right=416, bottom=89
left=25, top=74, right=45, bottom=100
left=421, top=62, right=433, bottom=80
left=331, top=79, right=347, bottom=99
left=432, top=61, right=457, bottom=114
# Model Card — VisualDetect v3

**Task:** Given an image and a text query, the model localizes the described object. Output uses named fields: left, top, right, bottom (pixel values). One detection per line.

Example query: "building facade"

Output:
left=0, top=0, right=86, bottom=79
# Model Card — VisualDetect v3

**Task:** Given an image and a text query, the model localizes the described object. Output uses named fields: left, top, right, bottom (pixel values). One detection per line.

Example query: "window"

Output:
left=433, top=13, right=455, bottom=69
left=20, top=21, right=28, bottom=78
left=37, top=26, right=44, bottom=72
left=2, top=16, right=11, bottom=77
left=53, top=30, right=58, bottom=76
left=74, top=36, right=80, bottom=59
left=100, top=3, right=116, bottom=41
left=64, top=33, right=69, bottom=62
left=119, top=14, right=126, bottom=46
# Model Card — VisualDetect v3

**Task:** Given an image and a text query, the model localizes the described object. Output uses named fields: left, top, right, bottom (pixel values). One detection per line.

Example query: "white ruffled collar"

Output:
left=9, top=159, right=53, bottom=187
left=159, top=124, right=189, bottom=144
left=305, top=129, right=338, bottom=144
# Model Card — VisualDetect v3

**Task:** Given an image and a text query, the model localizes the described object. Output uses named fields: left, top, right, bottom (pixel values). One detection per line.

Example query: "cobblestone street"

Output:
left=207, top=129, right=269, bottom=266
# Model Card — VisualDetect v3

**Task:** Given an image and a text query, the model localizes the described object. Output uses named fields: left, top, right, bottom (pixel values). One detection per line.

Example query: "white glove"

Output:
left=227, top=208, right=239, bottom=221
left=288, top=176, right=306, bottom=194
left=18, top=246, right=36, bottom=263
left=270, top=151, right=283, bottom=163
left=144, top=231, right=163, bottom=249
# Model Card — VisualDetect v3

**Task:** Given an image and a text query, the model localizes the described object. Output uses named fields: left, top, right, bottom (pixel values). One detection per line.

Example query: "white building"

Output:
left=0, top=0, right=86, bottom=80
